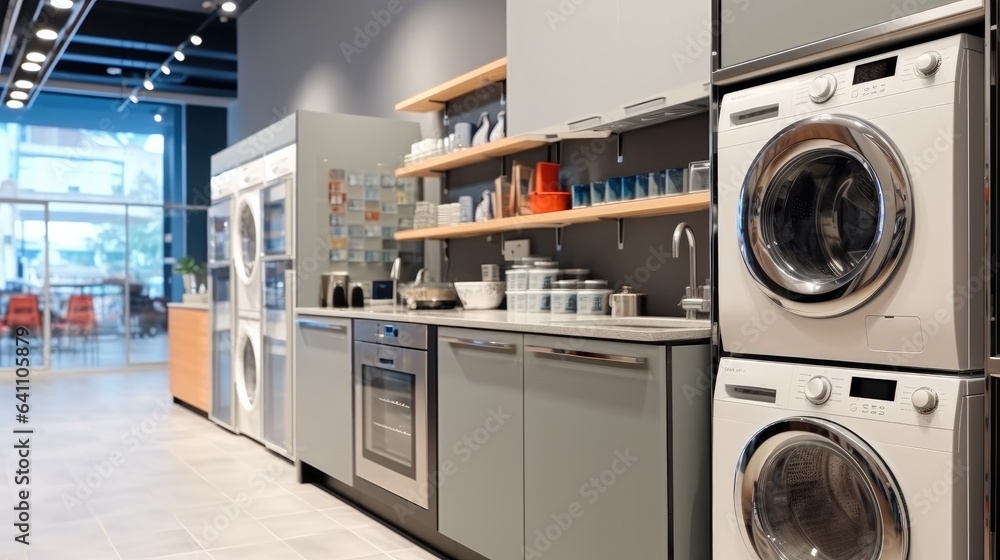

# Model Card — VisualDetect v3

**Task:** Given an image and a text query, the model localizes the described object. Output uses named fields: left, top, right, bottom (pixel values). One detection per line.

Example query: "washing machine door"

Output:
left=738, top=114, right=911, bottom=317
left=235, top=198, right=258, bottom=286
left=735, top=417, right=908, bottom=560
left=235, top=328, right=260, bottom=411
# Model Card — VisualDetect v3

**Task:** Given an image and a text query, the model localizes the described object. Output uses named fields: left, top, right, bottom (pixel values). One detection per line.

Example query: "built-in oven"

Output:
left=353, top=320, right=436, bottom=528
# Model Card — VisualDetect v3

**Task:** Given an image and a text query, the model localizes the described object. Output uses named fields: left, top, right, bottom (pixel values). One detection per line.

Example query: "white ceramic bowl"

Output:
left=454, top=282, right=506, bottom=310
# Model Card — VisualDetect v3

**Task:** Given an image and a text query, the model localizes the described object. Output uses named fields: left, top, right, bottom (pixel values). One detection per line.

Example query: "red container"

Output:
left=531, top=191, right=571, bottom=214
left=534, top=162, right=560, bottom=193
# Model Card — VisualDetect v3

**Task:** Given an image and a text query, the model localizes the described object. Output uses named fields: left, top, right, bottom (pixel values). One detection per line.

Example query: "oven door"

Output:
left=354, top=341, right=428, bottom=509
left=738, top=114, right=912, bottom=318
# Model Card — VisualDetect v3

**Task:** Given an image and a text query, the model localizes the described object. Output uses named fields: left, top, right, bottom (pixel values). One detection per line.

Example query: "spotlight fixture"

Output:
left=154, top=114, right=163, bottom=123
left=6, top=100, right=24, bottom=109
left=10, top=91, right=28, bottom=101
left=129, top=94, right=139, bottom=103
left=36, top=29, right=58, bottom=41
left=21, top=62, right=41, bottom=72
left=49, top=0, right=74, bottom=8
left=14, top=80, right=33, bottom=89
left=161, top=65, right=171, bottom=75
left=25, top=52, right=46, bottom=63
left=143, top=79, right=154, bottom=91
left=107, top=67, right=122, bottom=76
left=173, top=50, right=185, bottom=62
left=190, top=34, right=203, bottom=46
left=221, top=1, right=237, bottom=13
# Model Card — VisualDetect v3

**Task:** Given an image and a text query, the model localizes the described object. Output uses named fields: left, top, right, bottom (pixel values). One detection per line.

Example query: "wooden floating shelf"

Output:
left=395, top=135, right=552, bottom=178
left=396, top=57, right=508, bottom=113
left=394, top=191, right=710, bottom=241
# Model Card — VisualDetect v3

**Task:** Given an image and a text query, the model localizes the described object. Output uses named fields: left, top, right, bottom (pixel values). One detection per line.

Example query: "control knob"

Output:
left=911, top=388, right=939, bottom=414
left=804, top=376, right=833, bottom=405
left=914, top=51, right=941, bottom=78
left=808, top=74, right=838, bottom=103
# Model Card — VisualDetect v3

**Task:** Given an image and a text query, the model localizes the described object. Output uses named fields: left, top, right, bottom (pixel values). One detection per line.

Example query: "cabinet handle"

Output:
left=441, top=336, right=514, bottom=352
left=296, top=319, right=347, bottom=333
left=525, top=345, right=646, bottom=365
left=567, top=116, right=602, bottom=131
left=623, top=97, right=666, bottom=114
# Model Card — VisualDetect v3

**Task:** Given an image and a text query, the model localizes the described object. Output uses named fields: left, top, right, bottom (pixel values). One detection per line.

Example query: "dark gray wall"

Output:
left=443, top=114, right=711, bottom=317
left=237, top=0, right=507, bottom=139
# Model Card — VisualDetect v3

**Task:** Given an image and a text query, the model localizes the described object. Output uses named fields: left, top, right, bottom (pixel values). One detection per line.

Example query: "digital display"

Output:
left=853, top=57, right=898, bottom=85
left=849, top=377, right=897, bottom=402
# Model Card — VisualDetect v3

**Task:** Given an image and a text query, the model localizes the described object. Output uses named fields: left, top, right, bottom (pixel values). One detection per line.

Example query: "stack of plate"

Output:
left=414, top=201, right=437, bottom=228
left=437, top=203, right=461, bottom=226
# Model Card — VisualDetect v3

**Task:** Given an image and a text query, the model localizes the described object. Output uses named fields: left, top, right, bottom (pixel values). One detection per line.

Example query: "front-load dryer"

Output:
left=717, top=34, right=984, bottom=372
left=713, top=357, right=983, bottom=560
left=234, top=319, right=263, bottom=442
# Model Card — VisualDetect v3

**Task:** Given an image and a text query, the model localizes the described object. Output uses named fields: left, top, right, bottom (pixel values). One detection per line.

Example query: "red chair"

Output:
left=54, top=295, right=99, bottom=365
left=4, top=295, right=41, bottom=335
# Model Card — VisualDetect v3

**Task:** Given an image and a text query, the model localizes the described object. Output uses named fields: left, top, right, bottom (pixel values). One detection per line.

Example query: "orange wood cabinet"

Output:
left=168, top=305, right=210, bottom=412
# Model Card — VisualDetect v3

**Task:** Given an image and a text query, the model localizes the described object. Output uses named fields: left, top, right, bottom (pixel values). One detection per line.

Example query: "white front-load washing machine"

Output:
left=233, top=159, right=264, bottom=315
left=713, top=357, right=983, bottom=560
left=234, top=319, right=263, bottom=442
left=717, top=34, right=984, bottom=372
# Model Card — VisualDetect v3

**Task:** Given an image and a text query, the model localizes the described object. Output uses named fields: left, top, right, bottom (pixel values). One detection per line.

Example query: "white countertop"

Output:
left=168, top=302, right=209, bottom=311
left=296, top=307, right=710, bottom=343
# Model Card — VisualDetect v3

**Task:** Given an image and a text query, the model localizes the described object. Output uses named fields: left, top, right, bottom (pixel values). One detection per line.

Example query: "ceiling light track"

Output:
left=2, top=0, right=97, bottom=110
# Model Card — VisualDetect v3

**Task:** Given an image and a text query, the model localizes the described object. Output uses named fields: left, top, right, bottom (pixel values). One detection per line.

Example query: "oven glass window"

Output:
left=362, top=365, right=416, bottom=478
left=759, top=149, right=881, bottom=295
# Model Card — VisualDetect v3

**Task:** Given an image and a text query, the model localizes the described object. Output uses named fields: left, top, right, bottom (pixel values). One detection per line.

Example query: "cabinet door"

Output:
left=616, top=0, right=710, bottom=116
left=523, top=335, right=667, bottom=560
left=506, top=0, right=619, bottom=136
left=438, top=328, right=524, bottom=560
left=262, top=263, right=293, bottom=456
left=294, top=316, right=353, bottom=482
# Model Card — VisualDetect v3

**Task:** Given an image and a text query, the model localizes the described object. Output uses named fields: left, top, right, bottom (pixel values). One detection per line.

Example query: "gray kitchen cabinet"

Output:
left=437, top=328, right=524, bottom=560
left=523, top=335, right=711, bottom=560
left=294, top=315, right=353, bottom=483
left=507, top=0, right=710, bottom=136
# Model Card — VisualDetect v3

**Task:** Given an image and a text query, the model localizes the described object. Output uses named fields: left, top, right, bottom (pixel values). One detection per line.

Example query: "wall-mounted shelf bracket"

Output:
left=617, top=219, right=625, bottom=250
left=500, top=232, right=505, bottom=256
left=555, top=227, right=564, bottom=252
left=616, top=133, right=624, bottom=164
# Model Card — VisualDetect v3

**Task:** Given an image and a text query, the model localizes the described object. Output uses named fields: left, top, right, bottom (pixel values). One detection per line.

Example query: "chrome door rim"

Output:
left=236, top=198, right=258, bottom=283
left=737, top=114, right=911, bottom=317
left=734, top=417, right=908, bottom=560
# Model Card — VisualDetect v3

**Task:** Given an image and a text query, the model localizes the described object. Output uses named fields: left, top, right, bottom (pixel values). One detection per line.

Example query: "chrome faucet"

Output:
left=672, top=222, right=711, bottom=320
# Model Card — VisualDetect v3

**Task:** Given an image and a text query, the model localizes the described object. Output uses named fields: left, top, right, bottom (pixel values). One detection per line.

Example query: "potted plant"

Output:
left=174, top=257, right=205, bottom=294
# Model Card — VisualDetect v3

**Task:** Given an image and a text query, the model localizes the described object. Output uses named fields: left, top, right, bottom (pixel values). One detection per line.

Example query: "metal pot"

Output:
left=610, top=285, right=647, bottom=318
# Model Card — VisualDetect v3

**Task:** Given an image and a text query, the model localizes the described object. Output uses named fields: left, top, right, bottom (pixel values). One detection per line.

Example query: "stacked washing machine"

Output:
left=711, top=11, right=988, bottom=559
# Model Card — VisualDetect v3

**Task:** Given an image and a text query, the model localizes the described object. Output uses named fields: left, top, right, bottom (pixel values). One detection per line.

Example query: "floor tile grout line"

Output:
left=91, top=513, right=125, bottom=560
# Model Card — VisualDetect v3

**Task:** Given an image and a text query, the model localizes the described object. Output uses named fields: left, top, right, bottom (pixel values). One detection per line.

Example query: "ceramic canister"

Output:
left=525, top=290, right=552, bottom=312
left=506, top=291, right=527, bottom=314
left=577, top=289, right=612, bottom=315
left=528, top=268, right=558, bottom=290
left=551, top=289, right=577, bottom=314
left=505, top=268, right=529, bottom=291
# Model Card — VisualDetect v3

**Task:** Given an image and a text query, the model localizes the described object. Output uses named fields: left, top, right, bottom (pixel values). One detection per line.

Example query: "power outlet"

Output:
left=503, top=240, right=530, bottom=261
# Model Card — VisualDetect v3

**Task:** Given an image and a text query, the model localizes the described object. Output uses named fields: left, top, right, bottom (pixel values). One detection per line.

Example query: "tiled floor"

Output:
left=0, top=369, right=444, bottom=560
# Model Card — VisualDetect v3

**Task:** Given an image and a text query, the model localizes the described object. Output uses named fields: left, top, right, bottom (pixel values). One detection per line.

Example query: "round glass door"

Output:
left=736, top=418, right=907, bottom=560
left=738, top=115, right=911, bottom=317
left=238, top=200, right=257, bottom=280
left=242, top=338, right=257, bottom=406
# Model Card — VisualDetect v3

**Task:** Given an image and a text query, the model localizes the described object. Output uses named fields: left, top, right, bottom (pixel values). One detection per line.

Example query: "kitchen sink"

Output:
left=547, top=317, right=710, bottom=329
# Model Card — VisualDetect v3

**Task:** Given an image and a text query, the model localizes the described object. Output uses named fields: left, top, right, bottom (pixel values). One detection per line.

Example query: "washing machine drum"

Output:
left=738, top=114, right=911, bottom=318
left=237, top=199, right=258, bottom=281
left=736, top=418, right=908, bottom=560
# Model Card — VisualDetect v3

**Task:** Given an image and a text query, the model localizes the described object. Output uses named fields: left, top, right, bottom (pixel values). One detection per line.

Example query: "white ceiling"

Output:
left=107, top=0, right=211, bottom=13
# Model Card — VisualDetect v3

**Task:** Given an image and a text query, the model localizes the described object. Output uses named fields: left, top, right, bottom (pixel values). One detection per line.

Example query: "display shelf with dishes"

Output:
left=395, top=135, right=553, bottom=178
left=393, top=191, right=710, bottom=241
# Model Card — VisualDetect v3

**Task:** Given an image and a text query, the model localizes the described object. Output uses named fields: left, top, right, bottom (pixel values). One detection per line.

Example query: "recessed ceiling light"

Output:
left=6, top=100, right=24, bottom=109
left=143, top=79, right=154, bottom=91
left=21, top=62, right=41, bottom=72
left=154, top=114, right=163, bottom=123
left=173, top=50, right=185, bottom=61
left=14, top=80, right=33, bottom=89
left=129, top=94, right=139, bottom=103
left=10, top=91, right=28, bottom=101
left=221, top=2, right=237, bottom=13
left=107, top=67, right=122, bottom=76
left=26, top=52, right=46, bottom=63
left=161, top=65, right=171, bottom=75
left=190, top=34, right=203, bottom=46
left=49, top=0, right=74, bottom=8
left=35, top=29, right=58, bottom=41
